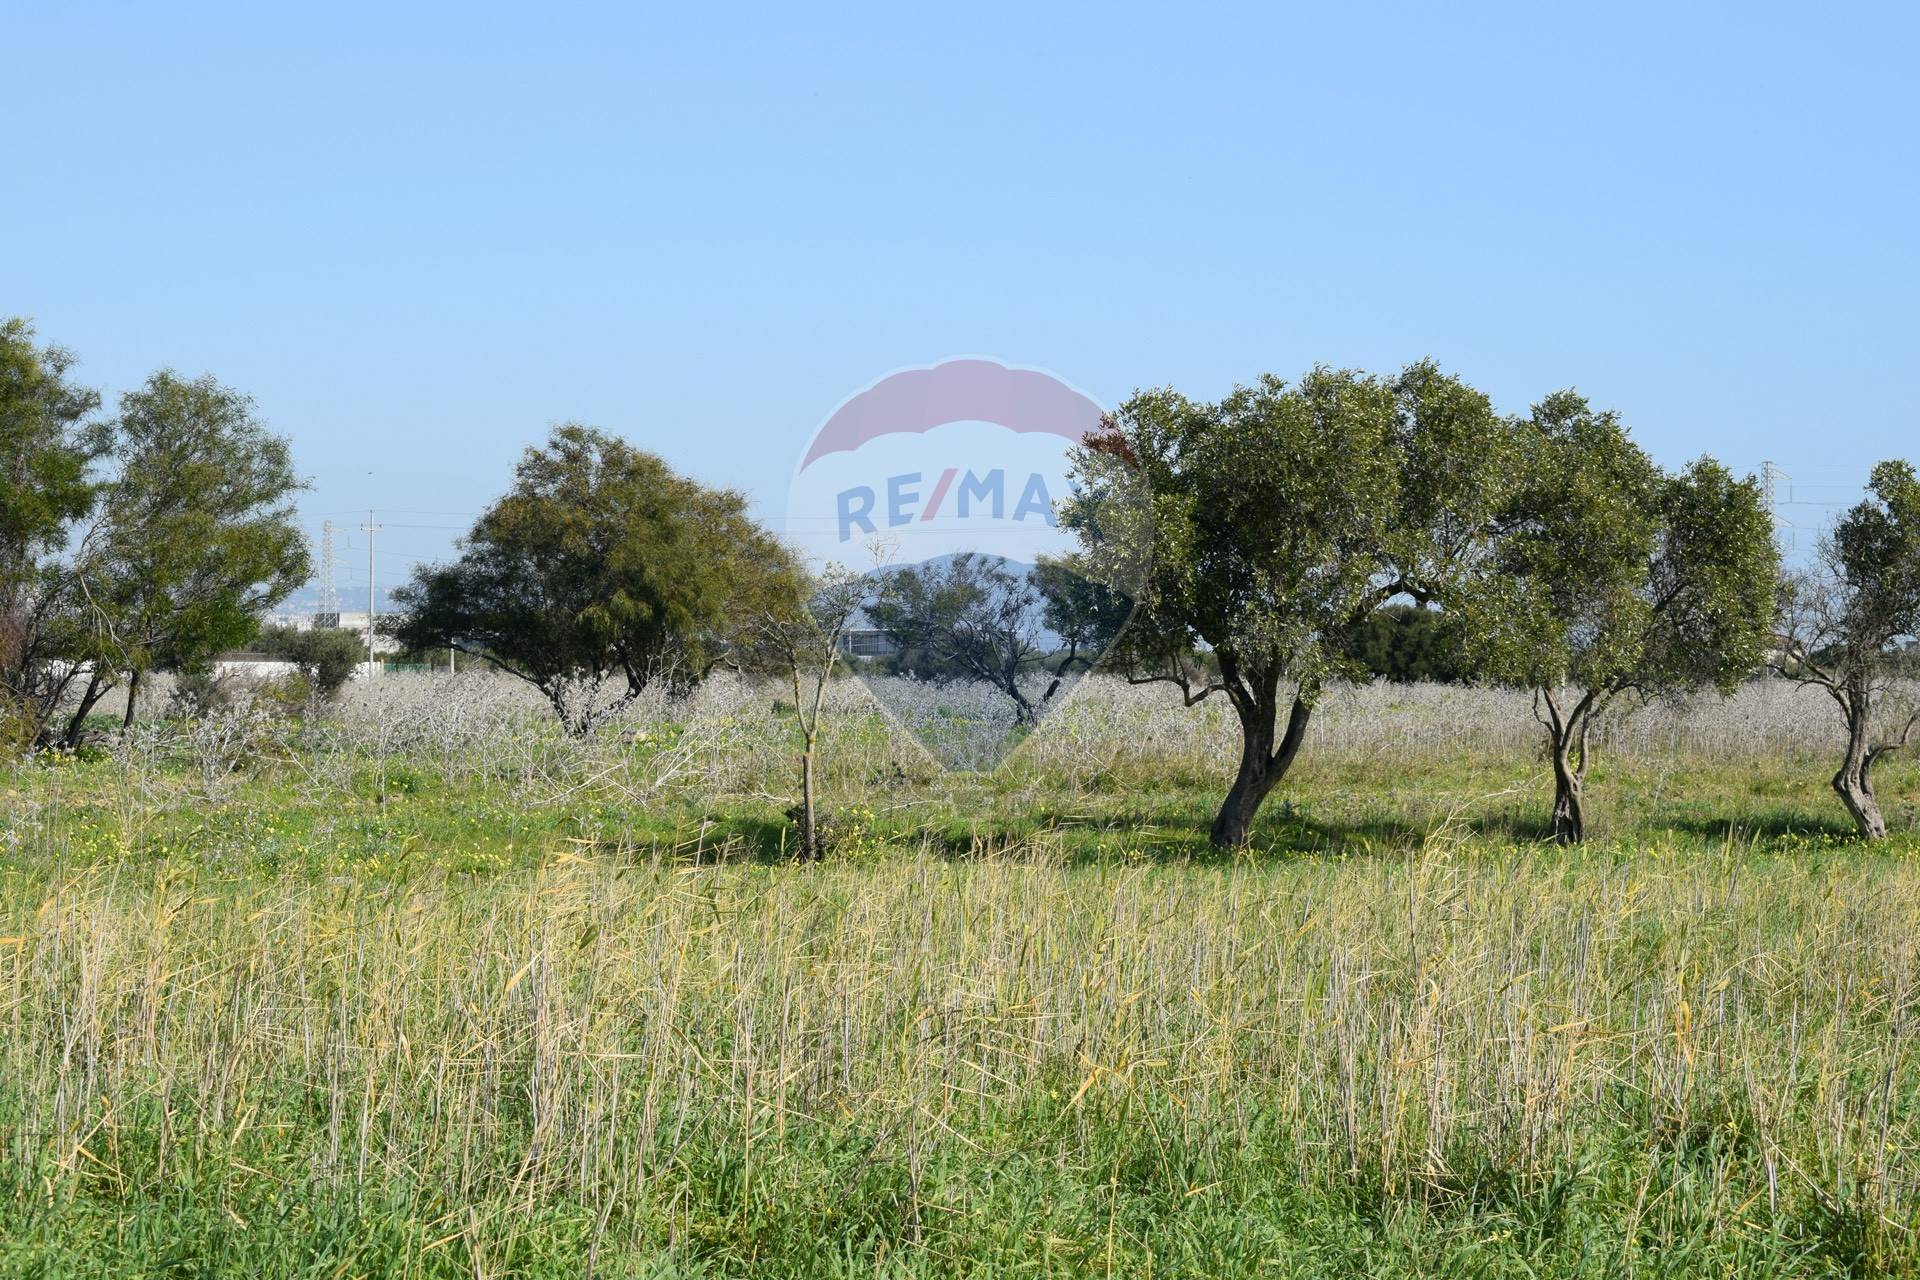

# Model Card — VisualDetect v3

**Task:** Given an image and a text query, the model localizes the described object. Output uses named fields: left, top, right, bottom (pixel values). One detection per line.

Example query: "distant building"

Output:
left=209, top=655, right=301, bottom=679
left=839, top=628, right=901, bottom=659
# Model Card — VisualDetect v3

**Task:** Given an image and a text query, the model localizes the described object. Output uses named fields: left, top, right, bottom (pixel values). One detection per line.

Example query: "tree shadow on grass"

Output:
left=976, top=802, right=1562, bottom=864
left=640, top=795, right=1661, bottom=870
left=1663, top=811, right=1862, bottom=844
left=1255, top=810, right=1573, bottom=855
left=599, top=811, right=800, bottom=865
left=664, top=800, right=1899, bottom=869
left=1250, top=811, right=1444, bottom=858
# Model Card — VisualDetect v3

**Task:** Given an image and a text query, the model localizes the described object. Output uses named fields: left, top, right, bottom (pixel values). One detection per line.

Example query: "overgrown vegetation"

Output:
left=2, top=673, right=1917, bottom=1276
left=0, top=320, right=308, bottom=750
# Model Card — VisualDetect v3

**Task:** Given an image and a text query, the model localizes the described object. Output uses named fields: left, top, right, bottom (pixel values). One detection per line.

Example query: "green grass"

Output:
left=11, top=735, right=1907, bottom=878
left=1, top=689, right=1917, bottom=1276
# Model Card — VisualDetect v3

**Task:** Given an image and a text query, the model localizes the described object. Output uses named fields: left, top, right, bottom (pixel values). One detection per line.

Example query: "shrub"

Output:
left=165, top=668, right=238, bottom=718
left=257, top=624, right=363, bottom=700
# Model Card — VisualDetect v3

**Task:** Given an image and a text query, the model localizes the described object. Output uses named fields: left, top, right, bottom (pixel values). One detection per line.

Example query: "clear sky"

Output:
left=5, top=1, right=1915, bottom=605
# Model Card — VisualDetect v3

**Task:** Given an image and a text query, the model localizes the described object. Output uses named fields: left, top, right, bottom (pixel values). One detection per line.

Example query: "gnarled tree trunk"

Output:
left=1539, top=688, right=1596, bottom=845
left=59, top=670, right=107, bottom=749
left=1210, top=676, right=1313, bottom=848
left=1549, top=735, right=1586, bottom=845
left=1834, top=700, right=1890, bottom=841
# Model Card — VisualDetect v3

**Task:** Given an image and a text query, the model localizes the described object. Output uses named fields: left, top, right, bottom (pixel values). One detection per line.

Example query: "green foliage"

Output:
left=258, top=623, right=365, bottom=698
left=1465, top=401, right=1776, bottom=700
left=80, top=371, right=310, bottom=679
left=1341, top=603, right=1471, bottom=683
left=1648, top=457, right=1782, bottom=689
left=1084, top=368, right=1401, bottom=687
left=0, top=317, right=107, bottom=735
left=0, top=318, right=104, bottom=590
left=1833, top=461, right=1920, bottom=613
left=1, top=325, right=304, bottom=747
left=395, top=425, right=804, bottom=734
left=1804, top=459, right=1920, bottom=660
left=1461, top=393, right=1664, bottom=692
left=1458, top=393, right=1780, bottom=841
left=1033, top=553, right=1133, bottom=669
left=1069, top=361, right=1519, bottom=845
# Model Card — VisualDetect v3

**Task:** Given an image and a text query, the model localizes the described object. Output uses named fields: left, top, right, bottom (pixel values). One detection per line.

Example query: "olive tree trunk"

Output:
left=1538, top=688, right=1597, bottom=845
left=1549, top=733, right=1587, bottom=845
left=1210, top=683, right=1312, bottom=848
left=1834, top=699, right=1890, bottom=841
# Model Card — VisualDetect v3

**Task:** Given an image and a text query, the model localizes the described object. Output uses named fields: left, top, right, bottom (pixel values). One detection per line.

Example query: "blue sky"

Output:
left=5, top=1, right=1915, bottom=604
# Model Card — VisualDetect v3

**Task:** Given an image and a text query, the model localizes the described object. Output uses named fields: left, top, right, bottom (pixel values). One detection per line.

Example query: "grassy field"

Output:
left=2, top=675, right=1918, bottom=1277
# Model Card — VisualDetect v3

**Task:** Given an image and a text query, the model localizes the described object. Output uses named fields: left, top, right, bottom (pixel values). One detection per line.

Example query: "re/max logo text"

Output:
left=836, top=468, right=1055, bottom=541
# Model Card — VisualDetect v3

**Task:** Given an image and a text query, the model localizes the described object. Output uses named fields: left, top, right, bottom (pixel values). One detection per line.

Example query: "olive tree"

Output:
left=257, top=623, right=365, bottom=701
left=396, top=424, right=803, bottom=735
left=1460, top=393, right=1778, bottom=843
left=1772, top=460, right=1920, bottom=840
left=1067, top=362, right=1516, bottom=848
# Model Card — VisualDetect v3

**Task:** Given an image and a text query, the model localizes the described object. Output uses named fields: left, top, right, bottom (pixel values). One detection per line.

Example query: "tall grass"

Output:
left=3, top=847, right=1917, bottom=1274
left=2, top=675, right=1916, bottom=1274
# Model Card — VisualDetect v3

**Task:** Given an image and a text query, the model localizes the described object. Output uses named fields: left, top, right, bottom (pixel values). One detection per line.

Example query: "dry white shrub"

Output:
left=1016, top=675, right=1877, bottom=779
left=266, top=670, right=1905, bottom=811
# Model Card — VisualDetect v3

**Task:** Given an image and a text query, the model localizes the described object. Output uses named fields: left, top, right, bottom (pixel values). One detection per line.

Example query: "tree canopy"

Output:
left=1, top=320, right=106, bottom=743
left=1068, top=362, right=1519, bottom=846
left=1340, top=604, right=1470, bottom=684
left=0, top=319, right=104, bottom=594
left=1459, top=393, right=1778, bottom=842
left=64, top=372, right=310, bottom=735
left=395, top=424, right=804, bottom=734
left=2, top=327, right=304, bottom=746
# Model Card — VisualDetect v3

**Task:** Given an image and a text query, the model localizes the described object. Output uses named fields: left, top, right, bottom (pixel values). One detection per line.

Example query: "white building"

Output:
left=262, top=611, right=404, bottom=655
